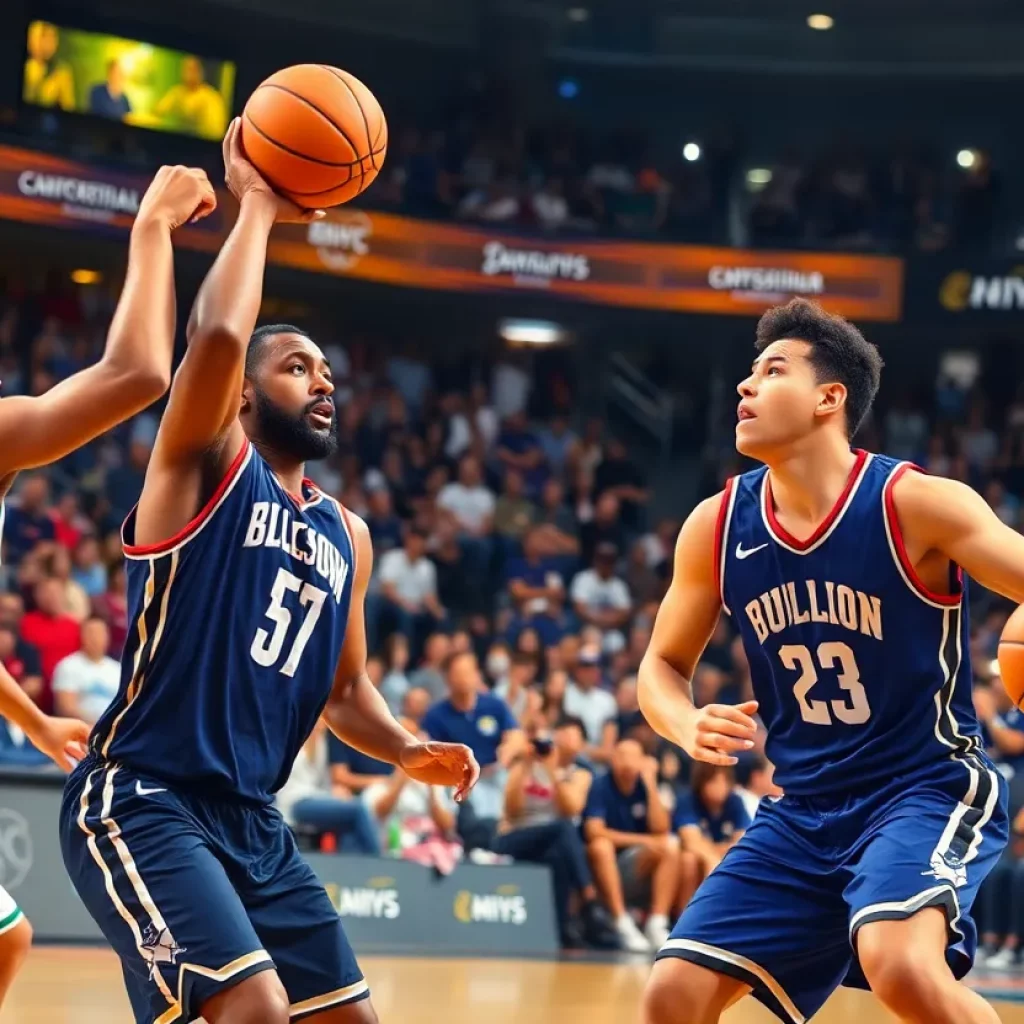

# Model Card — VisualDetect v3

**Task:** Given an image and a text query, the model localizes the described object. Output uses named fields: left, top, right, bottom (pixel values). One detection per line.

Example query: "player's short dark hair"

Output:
left=754, top=299, right=883, bottom=438
left=246, top=324, right=311, bottom=377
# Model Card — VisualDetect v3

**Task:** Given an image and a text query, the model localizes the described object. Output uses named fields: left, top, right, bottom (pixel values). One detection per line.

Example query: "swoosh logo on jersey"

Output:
left=736, top=542, right=768, bottom=560
left=135, top=782, right=167, bottom=797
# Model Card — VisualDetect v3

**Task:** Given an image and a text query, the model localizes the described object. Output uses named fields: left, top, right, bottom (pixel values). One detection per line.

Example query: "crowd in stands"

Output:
left=5, top=275, right=1024, bottom=958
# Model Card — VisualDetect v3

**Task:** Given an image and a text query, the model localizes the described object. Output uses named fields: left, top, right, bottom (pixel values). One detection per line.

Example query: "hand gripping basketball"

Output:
left=399, top=742, right=480, bottom=803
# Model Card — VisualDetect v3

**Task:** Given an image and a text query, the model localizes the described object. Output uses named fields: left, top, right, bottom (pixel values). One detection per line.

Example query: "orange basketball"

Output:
left=240, top=64, right=387, bottom=208
left=997, top=604, right=1024, bottom=708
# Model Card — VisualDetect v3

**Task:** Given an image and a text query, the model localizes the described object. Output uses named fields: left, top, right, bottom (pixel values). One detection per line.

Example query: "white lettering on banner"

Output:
left=17, top=171, right=139, bottom=215
left=308, top=213, right=374, bottom=271
left=332, top=886, right=401, bottom=919
left=0, top=808, right=33, bottom=890
left=969, top=275, right=1024, bottom=311
left=708, top=265, right=825, bottom=296
left=453, top=889, right=528, bottom=925
left=481, top=241, right=590, bottom=283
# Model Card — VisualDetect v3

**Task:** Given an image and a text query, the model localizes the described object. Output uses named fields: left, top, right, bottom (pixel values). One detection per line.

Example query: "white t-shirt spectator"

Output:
left=437, top=483, right=496, bottom=533
left=492, top=362, right=531, bottom=418
left=570, top=570, right=632, bottom=615
left=378, top=549, right=438, bottom=607
left=563, top=683, right=617, bottom=745
left=52, top=650, right=121, bottom=724
left=533, top=190, right=568, bottom=230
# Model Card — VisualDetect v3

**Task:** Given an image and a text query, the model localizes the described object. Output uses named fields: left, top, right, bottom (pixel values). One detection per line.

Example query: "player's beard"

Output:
left=251, top=387, right=338, bottom=462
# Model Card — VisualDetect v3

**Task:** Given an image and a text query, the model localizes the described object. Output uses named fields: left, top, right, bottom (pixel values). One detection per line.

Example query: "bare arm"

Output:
left=642, top=764, right=670, bottom=834
left=638, top=494, right=758, bottom=763
left=583, top=817, right=649, bottom=849
left=323, top=513, right=480, bottom=799
left=553, top=766, right=591, bottom=819
left=135, top=123, right=319, bottom=548
left=0, top=167, right=215, bottom=476
left=503, top=758, right=530, bottom=821
left=892, top=470, right=1024, bottom=602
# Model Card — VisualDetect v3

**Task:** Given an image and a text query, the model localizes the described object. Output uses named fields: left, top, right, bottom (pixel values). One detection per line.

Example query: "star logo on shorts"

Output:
left=922, top=851, right=967, bottom=889
left=140, top=923, right=187, bottom=979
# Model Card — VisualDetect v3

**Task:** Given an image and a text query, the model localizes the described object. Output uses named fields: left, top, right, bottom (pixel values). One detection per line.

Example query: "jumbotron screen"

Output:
left=23, top=20, right=235, bottom=141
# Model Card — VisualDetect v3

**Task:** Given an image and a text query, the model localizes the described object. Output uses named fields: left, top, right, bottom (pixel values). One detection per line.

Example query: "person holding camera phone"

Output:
left=494, top=716, right=616, bottom=948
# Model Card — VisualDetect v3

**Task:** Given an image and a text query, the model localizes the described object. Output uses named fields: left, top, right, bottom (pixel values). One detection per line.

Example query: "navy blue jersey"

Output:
left=717, top=450, right=982, bottom=796
left=672, top=789, right=751, bottom=842
left=91, top=441, right=355, bottom=803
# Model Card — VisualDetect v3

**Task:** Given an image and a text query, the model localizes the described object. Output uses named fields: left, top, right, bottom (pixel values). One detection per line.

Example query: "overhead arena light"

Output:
left=567, top=7, right=590, bottom=22
left=499, top=319, right=567, bottom=347
left=807, top=14, right=834, bottom=30
left=957, top=148, right=979, bottom=169
left=70, top=269, right=102, bottom=285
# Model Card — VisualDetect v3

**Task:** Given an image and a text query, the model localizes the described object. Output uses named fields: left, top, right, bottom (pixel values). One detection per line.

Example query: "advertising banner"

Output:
left=908, top=258, right=1024, bottom=320
left=0, top=143, right=904, bottom=321
left=0, top=776, right=559, bottom=955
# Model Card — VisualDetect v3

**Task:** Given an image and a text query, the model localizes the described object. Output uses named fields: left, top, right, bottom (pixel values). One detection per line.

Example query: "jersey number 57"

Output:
left=251, top=567, right=330, bottom=676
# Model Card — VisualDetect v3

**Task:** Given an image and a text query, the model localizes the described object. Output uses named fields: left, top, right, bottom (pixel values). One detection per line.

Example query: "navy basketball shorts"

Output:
left=59, top=754, right=368, bottom=1024
left=657, top=753, right=1008, bottom=1023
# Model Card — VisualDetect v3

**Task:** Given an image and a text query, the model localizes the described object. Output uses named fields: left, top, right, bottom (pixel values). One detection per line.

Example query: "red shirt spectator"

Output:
left=20, top=577, right=81, bottom=712
left=51, top=492, right=88, bottom=551
left=92, top=565, right=129, bottom=659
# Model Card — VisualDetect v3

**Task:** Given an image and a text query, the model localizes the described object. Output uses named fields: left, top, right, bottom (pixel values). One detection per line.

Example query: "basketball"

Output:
left=240, top=64, right=387, bottom=208
left=997, top=605, right=1024, bottom=707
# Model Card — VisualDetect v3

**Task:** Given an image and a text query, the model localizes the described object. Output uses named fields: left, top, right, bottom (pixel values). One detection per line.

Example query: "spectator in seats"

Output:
left=735, top=756, right=782, bottom=819
left=469, top=382, right=499, bottom=452
left=48, top=543, right=90, bottom=622
left=974, top=683, right=1024, bottom=777
left=457, top=175, right=521, bottom=223
left=20, top=576, right=80, bottom=713
left=375, top=525, right=445, bottom=653
left=600, top=675, right=646, bottom=759
left=506, top=527, right=571, bottom=646
left=594, top=438, right=649, bottom=530
left=496, top=716, right=616, bottom=948
left=494, top=651, right=538, bottom=722
left=70, top=536, right=107, bottom=598
left=580, top=493, right=627, bottom=567
left=4, top=474, right=55, bottom=565
left=626, top=538, right=665, bottom=609
left=674, top=763, right=750, bottom=890
left=363, top=718, right=460, bottom=866
left=92, top=564, right=129, bottom=659
left=535, top=479, right=580, bottom=559
left=584, top=738, right=679, bottom=952
left=423, top=650, right=524, bottom=850
left=277, top=719, right=381, bottom=856
left=564, top=644, right=617, bottom=758
left=409, top=632, right=451, bottom=704
left=0, top=625, right=42, bottom=709
left=541, top=669, right=569, bottom=727
left=496, top=412, right=546, bottom=497
left=484, top=640, right=512, bottom=688
left=532, top=177, right=570, bottom=231
left=437, top=455, right=495, bottom=577
left=977, top=800, right=1024, bottom=969
left=401, top=686, right=431, bottom=727
left=538, top=415, right=579, bottom=479
left=571, top=543, right=632, bottom=640
left=492, top=355, right=531, bottom=420
left=104, top=438, right=150, bottom=525
left=51, top=617, right=119, bottom=726
left=379, top=634, right=412, bottom=717
left=494, top=469, right=536, bottom=546
left=365, top=486, right=403, bottom=557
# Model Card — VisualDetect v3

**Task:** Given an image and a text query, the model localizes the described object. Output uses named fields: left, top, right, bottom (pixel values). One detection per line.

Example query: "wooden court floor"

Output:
left=6, top=947, right=1024, bottom=1023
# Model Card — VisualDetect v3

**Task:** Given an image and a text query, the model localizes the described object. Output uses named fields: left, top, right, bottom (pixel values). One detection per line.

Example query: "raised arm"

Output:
left=638, top=493, right=758, bottom=765
left=134, top=121, right=320, bottom=547
left=0, top=166, right=214, bottom=477
left=892, top=469, right=1024, bottom=603
left=322, top=511, right=479, bottom=801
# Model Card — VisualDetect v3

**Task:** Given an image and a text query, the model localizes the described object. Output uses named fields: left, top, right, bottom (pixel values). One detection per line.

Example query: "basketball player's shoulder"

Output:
left=319, top=493, right=371, bottom=568
left=885, top=460, right=986, bottom=536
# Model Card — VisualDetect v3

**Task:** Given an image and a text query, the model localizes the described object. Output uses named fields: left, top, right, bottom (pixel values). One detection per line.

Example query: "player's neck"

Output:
left=764, top=435, right=858, bottom=529
left=253, top=442, right=306, bottom=498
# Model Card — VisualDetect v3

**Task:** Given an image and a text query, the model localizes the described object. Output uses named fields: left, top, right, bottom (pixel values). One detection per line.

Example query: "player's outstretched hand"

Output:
left=222, top=118, right=325, bottom=224
left=399, top=742, right=481, bottom=803
left=137, top=165, right=217, bottom=231
left=30, top=715, right=90, bottom=772
left=682, top=700, right=759, bottom=767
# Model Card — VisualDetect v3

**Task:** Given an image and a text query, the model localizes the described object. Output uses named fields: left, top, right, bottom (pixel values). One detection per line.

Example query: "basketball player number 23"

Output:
left=778, top=642, right=871, bottom=726
left=251, top=568, right=328, bottom=676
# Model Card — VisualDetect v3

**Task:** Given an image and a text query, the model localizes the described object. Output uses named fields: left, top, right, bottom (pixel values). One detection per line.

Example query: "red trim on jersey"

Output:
left=122, top=439, right=250, bottom=556
left=884, top=462, right=962, bottom=606
left=764, top=448, right=867, bottom=551
left=283, top=478, right=322, bottom=507
left=713, top=478, right=735, bottom=604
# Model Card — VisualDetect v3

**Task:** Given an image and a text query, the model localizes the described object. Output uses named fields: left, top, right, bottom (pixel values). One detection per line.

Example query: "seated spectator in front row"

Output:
left=735, top=755, right=782, bottom=820
left=276, top=719, right=380, bottom=856
left=584, top=739, right=685, bottom=953
left=52, top=617, right=120, bottom=726
left=674, top=763, right=750, bottom=902
left=496, top=716, right=616, bottom=949
left=978, top=802, right=1024, bottom=970
left=423, top=650, right=525, bottom=850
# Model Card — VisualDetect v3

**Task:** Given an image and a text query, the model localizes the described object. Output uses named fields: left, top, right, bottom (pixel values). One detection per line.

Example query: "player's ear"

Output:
left=816, top=381, right=847, bottom=419
left=239, top=378, right=254, bottom=415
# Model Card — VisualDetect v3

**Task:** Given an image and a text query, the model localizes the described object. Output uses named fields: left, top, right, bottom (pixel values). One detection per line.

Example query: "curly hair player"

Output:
left=0, top=163, right=216, bottom=1009
left=640, top=298, right=1016, bottom=1024
left=59, top=121, right=479, bottom=1024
